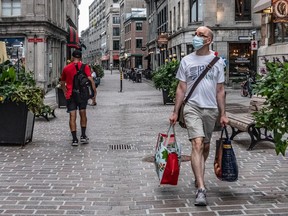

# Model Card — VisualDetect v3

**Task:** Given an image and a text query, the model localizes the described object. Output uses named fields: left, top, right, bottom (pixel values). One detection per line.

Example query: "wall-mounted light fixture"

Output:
left=263, top=6, right=272, bottom=14
left=181, top=52, right=185, bottom=57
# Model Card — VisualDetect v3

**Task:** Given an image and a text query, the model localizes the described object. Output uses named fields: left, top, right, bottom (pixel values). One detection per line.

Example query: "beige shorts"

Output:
left=184, top=104, right=219, bottom=144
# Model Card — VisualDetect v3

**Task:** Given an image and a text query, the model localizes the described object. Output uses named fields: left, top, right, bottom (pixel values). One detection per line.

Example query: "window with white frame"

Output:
left=136, top=22, right=143, bottom=31
left=2, top=0, right=21, bottom=16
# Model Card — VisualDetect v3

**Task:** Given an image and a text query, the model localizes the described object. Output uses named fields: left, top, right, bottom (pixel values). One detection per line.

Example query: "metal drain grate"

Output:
left=109, top=144, right=134, bottom=150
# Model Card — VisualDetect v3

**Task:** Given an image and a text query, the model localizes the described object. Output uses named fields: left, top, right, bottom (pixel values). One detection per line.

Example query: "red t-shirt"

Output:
left=61, top=62, right=91, bottom=99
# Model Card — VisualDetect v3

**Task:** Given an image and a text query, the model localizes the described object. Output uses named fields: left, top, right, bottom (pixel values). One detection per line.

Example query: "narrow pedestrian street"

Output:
left=0, top=70, right=287, bottom=216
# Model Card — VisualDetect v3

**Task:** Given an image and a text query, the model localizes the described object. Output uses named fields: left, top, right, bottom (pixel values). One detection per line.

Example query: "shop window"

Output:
left=274, top=23, right=288, bottom=43
left=189, top=0, right=203, bottom=23
left=2, top=0, right=21, bottom=16
left=229, top=43, right=254, bottom=83
left=235, top=0, right=251, bottom=21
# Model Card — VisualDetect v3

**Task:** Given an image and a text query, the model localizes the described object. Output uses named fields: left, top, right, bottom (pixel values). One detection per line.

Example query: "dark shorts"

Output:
left=66, top=97, right=88, bottom=112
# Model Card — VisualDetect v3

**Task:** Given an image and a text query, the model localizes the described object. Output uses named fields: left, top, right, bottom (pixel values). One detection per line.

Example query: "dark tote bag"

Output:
left=214, top=127, right=238, bottom=182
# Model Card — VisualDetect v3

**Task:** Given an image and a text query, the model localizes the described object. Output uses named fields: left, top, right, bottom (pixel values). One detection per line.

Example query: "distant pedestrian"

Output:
left=169, top=26, right=229, bottom=206
left=110, top=63, right=113, bottom=74
left=60, top=50, right=97, bottom=146
left=90, top=67, right=99, bottom=106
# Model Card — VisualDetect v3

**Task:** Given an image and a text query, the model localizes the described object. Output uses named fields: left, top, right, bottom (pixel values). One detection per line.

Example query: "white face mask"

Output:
left=192, top=35, right=204, bottom=50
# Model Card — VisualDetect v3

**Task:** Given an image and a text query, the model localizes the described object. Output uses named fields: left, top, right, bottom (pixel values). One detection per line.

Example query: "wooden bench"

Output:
left=35, top=101, right=57, bottom=121
left=227, top=95, right=274, bottom=150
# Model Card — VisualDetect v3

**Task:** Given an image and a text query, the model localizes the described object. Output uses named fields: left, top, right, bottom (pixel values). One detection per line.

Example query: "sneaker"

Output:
left=72, top=139, right=79, bottom=146
left=194, top=188, right=207, bottom=206
left=80, top=136, right=89, bottom=144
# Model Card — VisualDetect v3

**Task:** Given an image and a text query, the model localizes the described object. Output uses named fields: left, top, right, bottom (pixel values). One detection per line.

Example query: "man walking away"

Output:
left=169, top=26, right=229, bottom=206
left=61, top=50, right=97, bottom=146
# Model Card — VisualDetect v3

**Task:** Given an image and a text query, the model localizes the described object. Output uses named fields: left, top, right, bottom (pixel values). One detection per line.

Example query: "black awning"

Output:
left=67, top=26, right=80, bottom=48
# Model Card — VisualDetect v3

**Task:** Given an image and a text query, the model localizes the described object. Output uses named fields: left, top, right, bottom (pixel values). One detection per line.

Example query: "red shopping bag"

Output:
left=154, top=125, right=181, bottom=185
left=160, top=152, right=179, bottom=185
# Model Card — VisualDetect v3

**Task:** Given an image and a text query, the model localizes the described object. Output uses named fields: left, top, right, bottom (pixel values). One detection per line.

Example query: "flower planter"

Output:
left=55, top=87, right=67, bottom=108
left=0, top=102, right=35, bottom=145
left=162, top=89, right=174, bottom=105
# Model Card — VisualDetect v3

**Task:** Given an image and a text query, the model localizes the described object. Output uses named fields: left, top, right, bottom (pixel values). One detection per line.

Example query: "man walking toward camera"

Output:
left=61, top=50, right=97, bottom=146
left=169, top=26, right=229, bottom=206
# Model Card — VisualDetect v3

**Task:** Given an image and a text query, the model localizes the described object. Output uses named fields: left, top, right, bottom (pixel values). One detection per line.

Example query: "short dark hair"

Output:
left=72, top=50, right=82, bottom=58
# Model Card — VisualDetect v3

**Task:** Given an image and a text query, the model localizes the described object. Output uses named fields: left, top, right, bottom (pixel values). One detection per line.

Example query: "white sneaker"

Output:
left=80, top=136, right=89, bottom=144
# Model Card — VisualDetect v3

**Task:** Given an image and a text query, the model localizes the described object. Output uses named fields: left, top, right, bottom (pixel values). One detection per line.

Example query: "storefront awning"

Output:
left=67, top=26, right=80, bottom=48
left=113, top=55, right=119, bottom=60
left=253, top=0, right=272, bottom=13
left=101, top=55, right=109, bottom=61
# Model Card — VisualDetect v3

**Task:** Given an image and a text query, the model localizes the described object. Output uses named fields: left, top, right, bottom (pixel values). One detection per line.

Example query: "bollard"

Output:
left=120, top=70, right=123, bottom=92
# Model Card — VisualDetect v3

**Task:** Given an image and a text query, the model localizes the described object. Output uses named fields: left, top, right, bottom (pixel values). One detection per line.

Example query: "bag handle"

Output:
left=220, top=126, right=230, bottom=140
left=184, top=56, right=219, bottom=104
left=164, top=125, right=179, bottom=149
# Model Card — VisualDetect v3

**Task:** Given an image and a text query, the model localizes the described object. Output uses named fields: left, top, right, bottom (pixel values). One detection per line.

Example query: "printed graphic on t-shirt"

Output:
left=188, top=65, right=216, bottom=82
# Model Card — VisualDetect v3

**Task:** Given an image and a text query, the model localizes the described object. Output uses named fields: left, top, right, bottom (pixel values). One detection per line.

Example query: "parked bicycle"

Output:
left=240, top=71, right=256, bottom=98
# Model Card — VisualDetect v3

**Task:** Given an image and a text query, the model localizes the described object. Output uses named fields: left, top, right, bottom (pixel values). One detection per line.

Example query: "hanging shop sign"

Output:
left=157, top=33, right=168, bottom=46
left=273, top=0, right=288, bottom=23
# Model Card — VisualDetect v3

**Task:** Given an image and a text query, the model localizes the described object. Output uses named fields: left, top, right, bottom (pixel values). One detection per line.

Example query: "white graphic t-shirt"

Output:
left=176, top=51, right=225, bottom=108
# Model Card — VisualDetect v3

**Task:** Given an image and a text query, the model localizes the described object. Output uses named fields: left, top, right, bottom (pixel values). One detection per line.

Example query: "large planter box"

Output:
left=162, top=89, right=174, bottom=105
left=55, top=87, right=66, bottom=108
left=0, top=102, right=35, bottom=145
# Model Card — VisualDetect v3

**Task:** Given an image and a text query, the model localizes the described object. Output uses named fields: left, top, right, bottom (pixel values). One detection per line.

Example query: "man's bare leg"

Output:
left=79, top=109, right=89, bottom=143
left=191, top=137, right=205, bottom=189
left=69, top=110, right=78, bottom=145
left=69, top=110, right=77, bottom=132
left=79, top=109, right=87, bottom=127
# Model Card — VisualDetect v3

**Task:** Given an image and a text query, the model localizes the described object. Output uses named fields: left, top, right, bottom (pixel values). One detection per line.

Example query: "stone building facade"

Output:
left=0, top=0, right=80, bottom=91
left=253, top=0, right=288, bottom=74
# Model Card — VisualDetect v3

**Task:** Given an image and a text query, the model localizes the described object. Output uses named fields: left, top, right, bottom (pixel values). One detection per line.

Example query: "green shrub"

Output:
left=0, top=61, right=46, bottom=114
left=152, top=60, right=180, bottom=99
left=253, top=60, right=288, bottom=156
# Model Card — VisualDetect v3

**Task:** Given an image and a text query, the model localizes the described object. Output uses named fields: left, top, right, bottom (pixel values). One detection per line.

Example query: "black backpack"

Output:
left=72, top=64, right=94, bottom=103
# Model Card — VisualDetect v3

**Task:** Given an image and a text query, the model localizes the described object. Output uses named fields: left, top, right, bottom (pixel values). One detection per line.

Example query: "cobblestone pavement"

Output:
left=0, top=70, right=287, bottom=216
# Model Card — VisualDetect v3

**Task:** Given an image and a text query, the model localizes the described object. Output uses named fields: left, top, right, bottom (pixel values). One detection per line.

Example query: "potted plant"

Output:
left=0, top=61, right=45, bottom=145
left=152, top=59, right=180, bottom=104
